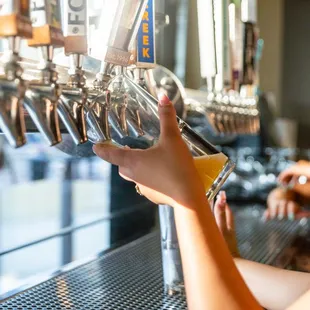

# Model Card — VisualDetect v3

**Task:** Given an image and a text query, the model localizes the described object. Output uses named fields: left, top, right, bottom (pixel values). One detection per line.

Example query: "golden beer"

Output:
left=194, top=152, right=231, bottom=199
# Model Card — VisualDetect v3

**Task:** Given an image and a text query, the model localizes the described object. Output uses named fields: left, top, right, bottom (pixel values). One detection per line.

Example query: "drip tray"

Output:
left=0, top=205, right=306, bottom=309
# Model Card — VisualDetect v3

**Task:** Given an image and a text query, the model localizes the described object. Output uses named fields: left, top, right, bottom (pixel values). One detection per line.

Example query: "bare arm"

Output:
left=94, top=95, right=263, bottom=310
left=213, top=193, right=310, bottom=310
left=174, top=200, right=262, bottom=310
left=235, top=259, right=310, bottom=310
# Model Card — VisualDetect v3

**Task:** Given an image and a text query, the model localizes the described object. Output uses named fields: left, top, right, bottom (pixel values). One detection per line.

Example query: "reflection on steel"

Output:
left=0, top=207, right=304, bottom=308
left=0, top=0, right=257, bottom=155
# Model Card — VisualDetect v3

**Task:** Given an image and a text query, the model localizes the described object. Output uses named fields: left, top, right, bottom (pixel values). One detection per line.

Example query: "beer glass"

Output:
left=105, top=72, right=235, bottom=199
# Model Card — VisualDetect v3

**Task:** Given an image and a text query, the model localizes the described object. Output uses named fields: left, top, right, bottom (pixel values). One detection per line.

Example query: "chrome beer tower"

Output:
left=196, top=0, right=261, bottom=135
left=0, top=0, right=151, bottom=154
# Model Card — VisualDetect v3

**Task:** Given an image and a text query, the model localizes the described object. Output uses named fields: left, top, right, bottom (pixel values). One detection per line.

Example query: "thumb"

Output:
left=158, top=93, right=180, bottom=137
left=214, top=194, right=228, bottom=234
left=93, top=143, right=134, bottom=167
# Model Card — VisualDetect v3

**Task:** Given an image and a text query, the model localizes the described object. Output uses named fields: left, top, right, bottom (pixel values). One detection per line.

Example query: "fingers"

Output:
left=93, top=143, right=135, bottom=167
left=287, top=201, right=300, bottom=220
left=263, top=209, right=270, bottom=221
left=225, top=203, right=235, bottom=231
left=158, top=93, right=180, bottom=138
left=214, top=194, right=228, bottom=234
left=278, top=200, right=288, bottom=220
left=278, top=170, right=294, bottom=184
left=268, top=200, right=280, bottom=219
left=265, top=200, right=299, bottom=221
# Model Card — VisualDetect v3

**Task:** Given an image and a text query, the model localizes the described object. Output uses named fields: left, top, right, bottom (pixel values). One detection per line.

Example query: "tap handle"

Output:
left=27, top=0, right=64, bottom=47
left=229, top=2, right=244, bottom=91
left=63, top=0, right=88, bottom=56
left=241, top=0, right=258, bottom=86
left=90, top=0, right=148, bottom=66
left=241, top=0, right=257, bottom=24
left=214, top=0, right=232, bottom=92
left=0, top=0, right=32, bottom=38
left=132, top=0, right=156, bottom=69
left=197, top=0, right=217, bottom=80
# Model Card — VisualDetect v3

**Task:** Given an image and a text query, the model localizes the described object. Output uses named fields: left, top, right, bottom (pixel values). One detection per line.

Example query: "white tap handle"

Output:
left=197, top=0, right=217, bottom=79
left=90, top=0, right=148, bottom=66
left=64, top=0, right=88, bottom=55
left=214, top=0, right=232, bottom=92
left=241, top=0, right=257, bottom=24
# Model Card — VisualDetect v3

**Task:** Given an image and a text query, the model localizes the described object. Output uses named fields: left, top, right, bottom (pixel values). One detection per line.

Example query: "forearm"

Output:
left=234, top=259, right=310, bottom=310
left=174, top=198, right=262, bottom=310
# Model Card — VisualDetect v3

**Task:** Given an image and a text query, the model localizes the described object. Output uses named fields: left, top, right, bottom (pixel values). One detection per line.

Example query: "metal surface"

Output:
left=0, top=205, right=303, bottom=309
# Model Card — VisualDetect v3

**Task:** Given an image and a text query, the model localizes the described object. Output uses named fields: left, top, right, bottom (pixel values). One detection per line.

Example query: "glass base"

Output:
left=165, top=283, right=186, bottom=296
left=206, top=159, right=235, bottom=201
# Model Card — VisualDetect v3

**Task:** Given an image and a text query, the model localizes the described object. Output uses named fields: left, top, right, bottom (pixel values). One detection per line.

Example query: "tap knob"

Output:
left=0, top=0, right=33, bottom=148
left=197, top=0, right=217, bottom=85
left=23, top=0, right=64, bottom=146
left=131, top=0, right=156, bottom=70
left=64, top=0, right=88, bottom=56
left=63, top=0, right=88, bottom=86
left=28, top=0, right=63, bottom=49
left=91, top=0, right=148, bottom=86
left=214, top=0, right=232, bottom=93
left=241, top=0, right=258, bottom=86
left=0, top=0, right=32, bottom=39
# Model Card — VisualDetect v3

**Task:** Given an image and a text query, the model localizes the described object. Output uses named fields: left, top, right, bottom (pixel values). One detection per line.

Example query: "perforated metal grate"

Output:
left=0, top=206, right=303, bottom=310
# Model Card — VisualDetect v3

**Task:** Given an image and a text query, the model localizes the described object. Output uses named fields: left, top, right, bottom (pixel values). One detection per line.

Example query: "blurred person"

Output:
left=266, top=161, right=310, bottom=220
left=94, top=94, right=310, bottom=310
left=214, top=191, right=310, bottom=310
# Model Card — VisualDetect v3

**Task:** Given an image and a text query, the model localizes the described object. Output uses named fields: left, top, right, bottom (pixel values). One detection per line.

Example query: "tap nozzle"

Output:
left=24, top=0, right=65, bottom=146
left=0, top=0, right=33, bottom=147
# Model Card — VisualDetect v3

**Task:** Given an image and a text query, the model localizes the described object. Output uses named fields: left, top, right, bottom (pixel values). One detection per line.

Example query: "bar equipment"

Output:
left=57, top=0, right=89, bottom=146
left=55, top=0, right=107, bottom=157
left=0, top=0, right=33, bottom=147
left=195, top=0, right=261, bottom=135
left=24, top=0, right=64, bottom=145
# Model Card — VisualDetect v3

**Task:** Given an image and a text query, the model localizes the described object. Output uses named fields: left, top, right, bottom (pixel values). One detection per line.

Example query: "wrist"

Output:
left=171, top=190, right=209, bottom=210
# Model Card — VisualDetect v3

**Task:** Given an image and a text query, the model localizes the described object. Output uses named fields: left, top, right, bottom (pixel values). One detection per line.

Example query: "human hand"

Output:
left=93, top=93, right=207, bottom=209
left=213, top=191, right=240, bottom=258
left=278, top=160, right=310, bottom=185
left=265, top=188, right=300, bottom=220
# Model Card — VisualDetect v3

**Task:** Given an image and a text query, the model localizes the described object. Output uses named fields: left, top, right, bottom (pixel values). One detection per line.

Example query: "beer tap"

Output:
left=197, top=0, right=217, bottom=108
left=24, top=0, right=64, bottom=146
left=125, top=0, right=157, bottom=137
left=88, top=0, right=148, bottom=143
left=240, top=0, right=260, bottom=134
left=0, top=0, right=32, bottom=147
left=56, top=0, right=89, bottom=147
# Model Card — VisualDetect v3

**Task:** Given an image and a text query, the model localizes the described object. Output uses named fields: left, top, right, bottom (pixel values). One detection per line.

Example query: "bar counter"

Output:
left=0, top=205, right=307, bottom=309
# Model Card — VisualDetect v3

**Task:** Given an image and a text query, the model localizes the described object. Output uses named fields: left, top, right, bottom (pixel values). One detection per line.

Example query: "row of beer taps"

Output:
left=0, top=0, right=262, bottom=157
left=0, top=0, right=158, bottom=156
left=189, top=0, right=262, bottom=135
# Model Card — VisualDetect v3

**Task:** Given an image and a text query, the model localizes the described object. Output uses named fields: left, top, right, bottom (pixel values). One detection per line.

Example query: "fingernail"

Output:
left=124, top=145, right=131, bottom=150
left=288, top=213, right=295, bottom=221
left=261, top=211, right=268, bottom=222
left=158, top=92, right=171, bottom=106
left=278, top=214, right=284, bottom=221
left=219, top=201, right=226, bottom=210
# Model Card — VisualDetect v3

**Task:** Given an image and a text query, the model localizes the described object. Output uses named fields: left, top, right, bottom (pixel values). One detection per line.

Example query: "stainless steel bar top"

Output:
left=0, top=205, right=306, bottom=309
